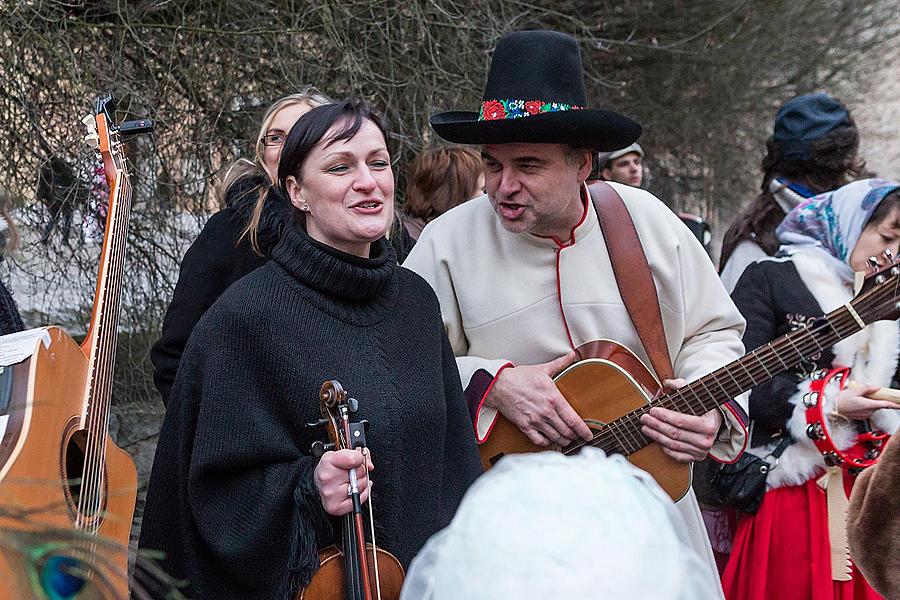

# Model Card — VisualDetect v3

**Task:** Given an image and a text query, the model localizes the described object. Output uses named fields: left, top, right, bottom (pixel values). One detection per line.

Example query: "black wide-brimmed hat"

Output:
left=430, top=30, right=642, bottom=151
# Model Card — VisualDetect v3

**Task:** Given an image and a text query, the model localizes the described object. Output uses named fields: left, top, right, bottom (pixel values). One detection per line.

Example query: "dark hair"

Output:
left=868, top=190, right=900, bottom=227
left=564, top=145, right=593, bottom=168
left=719, top=122, right=864, bottom=270
left=404, top=147, right=483, bottom=221
left=276, top=99, right=391, bottom=191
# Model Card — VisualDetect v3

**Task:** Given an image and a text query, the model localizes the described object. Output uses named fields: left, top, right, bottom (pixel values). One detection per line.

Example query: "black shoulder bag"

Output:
left=693, top=434, right=794, bottom=514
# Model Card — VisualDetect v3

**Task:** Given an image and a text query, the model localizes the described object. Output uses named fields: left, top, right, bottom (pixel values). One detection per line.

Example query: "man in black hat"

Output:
left=404, top=30, right=748, bottom=590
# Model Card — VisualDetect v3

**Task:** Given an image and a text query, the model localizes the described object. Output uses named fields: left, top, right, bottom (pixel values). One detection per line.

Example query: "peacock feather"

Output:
left=1, top=505, right=185, bottom=600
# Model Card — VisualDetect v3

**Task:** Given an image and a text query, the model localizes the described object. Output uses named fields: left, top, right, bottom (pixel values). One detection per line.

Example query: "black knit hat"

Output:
left=430, top=31, right=641, bottom=151
left=773, top=93, right=851, bottom=160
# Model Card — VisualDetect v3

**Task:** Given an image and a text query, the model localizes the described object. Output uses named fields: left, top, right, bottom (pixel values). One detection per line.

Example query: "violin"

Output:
left=299, top=381, right=404, bottom=600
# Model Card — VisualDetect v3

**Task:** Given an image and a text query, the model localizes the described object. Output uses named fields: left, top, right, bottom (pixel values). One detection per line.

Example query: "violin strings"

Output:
left=363, top=448, right=382, bottom=600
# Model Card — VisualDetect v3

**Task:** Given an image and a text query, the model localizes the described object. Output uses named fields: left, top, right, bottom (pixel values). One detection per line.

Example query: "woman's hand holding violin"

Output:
left=314, top=449, right=375, bottom=516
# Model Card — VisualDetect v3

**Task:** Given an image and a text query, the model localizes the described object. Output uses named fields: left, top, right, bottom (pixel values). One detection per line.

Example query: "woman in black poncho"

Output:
left=137, top=100, right=483, bottom=599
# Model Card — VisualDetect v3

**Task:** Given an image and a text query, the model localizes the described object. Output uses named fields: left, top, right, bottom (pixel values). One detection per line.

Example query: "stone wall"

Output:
left=853, top=52, right=900, bottom=178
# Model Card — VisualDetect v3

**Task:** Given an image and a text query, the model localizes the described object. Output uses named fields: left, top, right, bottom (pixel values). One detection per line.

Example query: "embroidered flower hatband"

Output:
left=478, top=99, right=584, bottom=121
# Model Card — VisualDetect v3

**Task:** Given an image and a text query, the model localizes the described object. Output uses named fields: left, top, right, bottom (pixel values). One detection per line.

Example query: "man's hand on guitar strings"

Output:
left=639, top=378, right=723, bottom=463
left=486, top=350, right=593, bottom=447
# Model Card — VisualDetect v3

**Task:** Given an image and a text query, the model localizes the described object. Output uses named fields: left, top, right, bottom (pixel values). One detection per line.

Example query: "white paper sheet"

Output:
left=0, top=328, right=51, bottom=367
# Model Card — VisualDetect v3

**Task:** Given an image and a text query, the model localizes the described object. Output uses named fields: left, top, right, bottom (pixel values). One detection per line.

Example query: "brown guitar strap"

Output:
left=588, top=182, right=675, bottom=382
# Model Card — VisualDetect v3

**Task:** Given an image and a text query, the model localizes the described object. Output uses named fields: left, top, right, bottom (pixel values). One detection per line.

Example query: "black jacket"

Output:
left=138, top=223, right=482, bottom=599
left=732, top=259, right=833, bottom=446
left=0, top=279, right=23, bottom=336
left=150, top=175, right=286, bottom=404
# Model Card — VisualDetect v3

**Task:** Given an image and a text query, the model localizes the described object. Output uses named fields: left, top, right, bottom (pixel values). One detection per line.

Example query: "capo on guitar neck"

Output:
left=94, top=94, right=155, bottom=138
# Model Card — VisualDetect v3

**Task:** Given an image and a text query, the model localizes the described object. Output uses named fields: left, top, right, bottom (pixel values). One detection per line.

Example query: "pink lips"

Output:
left=498, top=202, right=526, bottom=220
left=349, top=199, right=383, bottom=214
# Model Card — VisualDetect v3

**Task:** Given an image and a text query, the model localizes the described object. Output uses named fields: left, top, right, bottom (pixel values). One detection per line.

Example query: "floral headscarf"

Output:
left=776, top=178, right=900, bottom=283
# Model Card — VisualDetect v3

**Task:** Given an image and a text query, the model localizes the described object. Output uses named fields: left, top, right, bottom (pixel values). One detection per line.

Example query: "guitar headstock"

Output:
left=81, top=94, right=154, bottom=189
left=854, top=250, right=900, bottom=322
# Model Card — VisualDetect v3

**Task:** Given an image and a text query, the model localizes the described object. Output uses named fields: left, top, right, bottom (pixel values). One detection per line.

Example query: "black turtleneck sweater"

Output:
left=137, top=223, right=482, bottom=599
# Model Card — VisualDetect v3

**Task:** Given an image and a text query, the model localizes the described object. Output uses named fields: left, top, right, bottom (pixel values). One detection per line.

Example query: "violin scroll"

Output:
left=321, top=380, right=347, bottom=409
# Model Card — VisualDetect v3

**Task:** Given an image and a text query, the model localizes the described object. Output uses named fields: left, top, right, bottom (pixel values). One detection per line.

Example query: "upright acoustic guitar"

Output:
left=479, top=255, right=900, bottom=501
left=0, top=95, right=152, bottom=598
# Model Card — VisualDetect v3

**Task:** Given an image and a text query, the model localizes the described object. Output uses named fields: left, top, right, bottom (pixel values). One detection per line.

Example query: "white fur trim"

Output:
left=748, top=251, right=900, bottom=488
left=748, top=379, right=854, bottom=488
left=870, top=407, right=900, bottom=435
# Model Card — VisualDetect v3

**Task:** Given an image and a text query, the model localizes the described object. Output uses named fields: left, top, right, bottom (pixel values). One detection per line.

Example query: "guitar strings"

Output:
left=84, top=177, right=125, bottom=528
left=621, top=288, right=890, bottom=451
left=79, top=156, right=131, bottom=540
left=568, top=276, right=899, bottom=457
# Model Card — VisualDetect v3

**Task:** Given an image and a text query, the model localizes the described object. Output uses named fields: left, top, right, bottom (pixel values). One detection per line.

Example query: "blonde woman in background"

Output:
left=150, top=88, right=330, bottom=405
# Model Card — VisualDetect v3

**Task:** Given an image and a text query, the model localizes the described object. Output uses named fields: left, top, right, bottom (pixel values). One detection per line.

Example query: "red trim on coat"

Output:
left=540, top=188, right=589, bottom=249
left=474, top=362, right=515, bottom=444
left=555, top=250, right=575, bottom=350
left=548, top=188, right=590, bottom=349
left=707, top=402, right=749, bottom=464
left=538, top=186, right=590, bottom=349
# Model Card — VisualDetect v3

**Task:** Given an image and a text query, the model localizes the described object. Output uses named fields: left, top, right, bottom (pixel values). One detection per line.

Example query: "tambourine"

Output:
left=803, top=367, right=890, bottom=470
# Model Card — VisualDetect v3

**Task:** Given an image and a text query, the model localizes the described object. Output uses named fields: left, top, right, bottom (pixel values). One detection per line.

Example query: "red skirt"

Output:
left=721, top=479, right=882, bottom=600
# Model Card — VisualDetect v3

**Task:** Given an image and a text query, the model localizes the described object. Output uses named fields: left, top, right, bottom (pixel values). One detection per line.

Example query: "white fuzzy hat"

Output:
left=400, top=449, right=718, bottom=600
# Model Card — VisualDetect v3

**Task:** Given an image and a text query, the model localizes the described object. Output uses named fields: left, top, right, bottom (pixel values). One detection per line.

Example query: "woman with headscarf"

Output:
left=719, top=93, right=864, bottom=293
left=150, top=88, right=330, bottom=404
left=722, top=179, right=900, bottom=600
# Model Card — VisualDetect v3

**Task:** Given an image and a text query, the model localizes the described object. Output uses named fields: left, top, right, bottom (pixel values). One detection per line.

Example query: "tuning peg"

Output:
left=347, top=397, right=359, bottom=413
left=303, top=418, right=328, bottom=430
left=867, top=257, right=880, bottom=272
left=81, top=114, right=100, bottom=148
left=884, top=249, right=894, bottom=262
left=310, top=441, right=335, bottom=458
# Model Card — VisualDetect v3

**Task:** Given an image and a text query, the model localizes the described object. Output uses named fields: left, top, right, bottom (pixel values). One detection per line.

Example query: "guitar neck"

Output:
left=661, top=303, right=863, bottom=416
left=597, top=296, right=883, bottom=458
left=80, top=117, right=132, bottom=435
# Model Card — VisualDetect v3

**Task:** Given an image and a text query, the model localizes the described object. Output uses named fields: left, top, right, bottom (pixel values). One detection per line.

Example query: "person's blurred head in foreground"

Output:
left=401, top=449, right=718, bottom=600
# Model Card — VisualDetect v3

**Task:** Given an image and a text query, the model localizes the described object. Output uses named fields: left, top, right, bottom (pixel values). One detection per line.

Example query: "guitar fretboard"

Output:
left=566, top=273, right=898, bottom=458
left=78, top=117, right=133, bottom=532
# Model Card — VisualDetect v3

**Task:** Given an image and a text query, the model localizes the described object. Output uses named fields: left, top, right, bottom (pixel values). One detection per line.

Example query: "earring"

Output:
left=301, top=202, right=309, bottom=212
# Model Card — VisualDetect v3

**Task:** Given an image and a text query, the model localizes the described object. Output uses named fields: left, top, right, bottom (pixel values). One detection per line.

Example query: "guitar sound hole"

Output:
left=63, top=430, right=102, bottom=517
